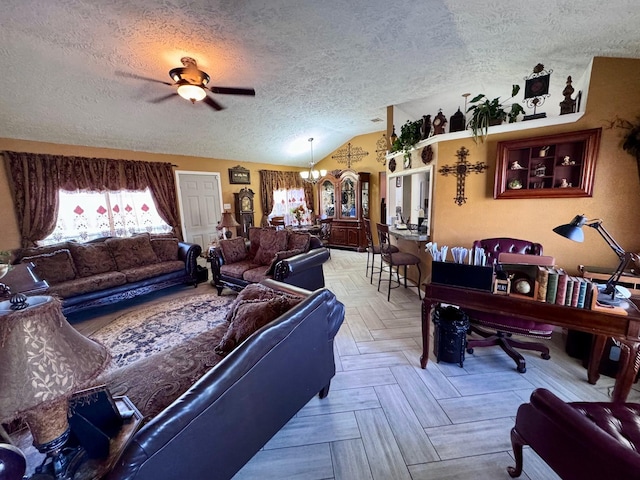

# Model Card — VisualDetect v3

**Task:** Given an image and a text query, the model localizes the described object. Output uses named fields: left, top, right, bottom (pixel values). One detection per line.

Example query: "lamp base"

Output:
left=32, top=445, right=85, bottom=480
left=596, top=285, right=622, bottom=306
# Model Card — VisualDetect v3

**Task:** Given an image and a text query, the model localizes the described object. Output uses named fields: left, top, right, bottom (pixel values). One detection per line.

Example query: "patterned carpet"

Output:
left=91, top=293, right=234, bottom=370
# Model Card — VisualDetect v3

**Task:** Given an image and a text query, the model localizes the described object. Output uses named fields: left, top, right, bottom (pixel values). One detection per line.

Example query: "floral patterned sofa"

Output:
left=209, top=227, right=330, bottom=294
left=10, top=233, right=201, bottom=315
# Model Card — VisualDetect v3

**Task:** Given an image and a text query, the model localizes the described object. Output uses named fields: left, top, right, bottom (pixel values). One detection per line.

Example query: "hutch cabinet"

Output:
left=317, top=169, right=370, bottom=251
left=494, top=128, right=601, bottom=199
left=233, top=187, right=255, bottom=238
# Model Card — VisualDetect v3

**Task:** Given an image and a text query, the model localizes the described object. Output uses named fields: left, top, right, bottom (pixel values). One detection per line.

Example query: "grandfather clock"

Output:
left=234, top=188, right=255, bottom=239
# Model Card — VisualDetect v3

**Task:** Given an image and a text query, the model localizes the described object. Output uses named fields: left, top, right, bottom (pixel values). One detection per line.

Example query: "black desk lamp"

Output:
left=553, top=214, right=637, bottom=306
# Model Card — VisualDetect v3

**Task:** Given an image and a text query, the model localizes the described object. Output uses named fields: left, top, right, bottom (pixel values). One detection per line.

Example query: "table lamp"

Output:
left=553, top=214, right=638, bottom=306
left=218, top=212, right=240, bottom=239
left=0, top=297, right=109, bottom=479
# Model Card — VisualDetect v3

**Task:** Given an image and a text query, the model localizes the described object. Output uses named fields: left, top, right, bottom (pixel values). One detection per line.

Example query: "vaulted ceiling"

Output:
left=1, top=1, right=639, bottom=167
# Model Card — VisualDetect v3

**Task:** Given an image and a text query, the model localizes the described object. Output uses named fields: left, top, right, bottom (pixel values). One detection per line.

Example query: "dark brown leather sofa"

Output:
left=106, top=280, right=345, bottom=480
left=508, top=388, right=640, bottom=479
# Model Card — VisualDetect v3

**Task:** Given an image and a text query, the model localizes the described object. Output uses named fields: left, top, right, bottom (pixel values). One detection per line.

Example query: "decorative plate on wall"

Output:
left=388, top=158, right=396, bottom=172
left=422, top=145, right=434, bottom=164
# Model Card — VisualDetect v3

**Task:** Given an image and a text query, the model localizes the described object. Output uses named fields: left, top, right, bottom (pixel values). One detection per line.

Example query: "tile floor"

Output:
left=74, top=248, right=639, bottom=479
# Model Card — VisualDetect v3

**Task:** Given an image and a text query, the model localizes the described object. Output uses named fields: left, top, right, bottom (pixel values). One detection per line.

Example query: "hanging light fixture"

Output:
left=300, top=137, right=326, bottom=184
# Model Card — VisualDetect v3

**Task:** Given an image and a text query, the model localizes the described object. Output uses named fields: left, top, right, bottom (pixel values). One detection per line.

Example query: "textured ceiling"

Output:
left=0, top=0, right=639, bottom=167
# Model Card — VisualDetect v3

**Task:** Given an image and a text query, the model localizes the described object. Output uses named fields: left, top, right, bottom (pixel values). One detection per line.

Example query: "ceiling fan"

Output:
left=120, top=57, right=255, bottom=111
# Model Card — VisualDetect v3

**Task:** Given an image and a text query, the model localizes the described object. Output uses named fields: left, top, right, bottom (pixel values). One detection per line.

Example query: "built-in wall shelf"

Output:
left=385, top=112, right=585, bottom=162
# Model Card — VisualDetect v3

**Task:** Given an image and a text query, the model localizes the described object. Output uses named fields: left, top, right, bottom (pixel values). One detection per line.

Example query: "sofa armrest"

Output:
left=274, top=247, right=330, bottom=278
left=178, top=241, right=202, bottom=283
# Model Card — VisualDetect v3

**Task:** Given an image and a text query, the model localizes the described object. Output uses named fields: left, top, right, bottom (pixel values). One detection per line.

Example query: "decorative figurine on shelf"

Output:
left=510, top=160, right=525, bottom=170
left=559, top=76, right=577, bottom=115
left=539, top=146, right=550, bottom=157
left=433, top=110, right=447, bottom=135
left=508, top=179, right=523, bottom=189
left=420, top=115, right=432, bottom=140
left=534, top=163, right=547, bottom=177
left=559, top=178, right=571, bottom=188
left=449, top=108, right=465, bottom=132
left=562, top=155, right=575, bottom=165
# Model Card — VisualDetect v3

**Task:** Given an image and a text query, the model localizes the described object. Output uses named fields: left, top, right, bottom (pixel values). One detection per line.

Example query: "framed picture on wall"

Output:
left=229, top=165, right=250, bottom=184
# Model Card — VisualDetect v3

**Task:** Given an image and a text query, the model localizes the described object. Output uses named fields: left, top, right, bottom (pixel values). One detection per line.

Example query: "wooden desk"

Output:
left=421, top=283, right=640, bottom=402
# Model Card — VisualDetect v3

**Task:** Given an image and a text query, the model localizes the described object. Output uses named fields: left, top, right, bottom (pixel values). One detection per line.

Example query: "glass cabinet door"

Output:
left=320, top=180, right=335, bottom=218
left=340, top=178, right=356, bottom=218
left=361, top=176, right=369, bottom=219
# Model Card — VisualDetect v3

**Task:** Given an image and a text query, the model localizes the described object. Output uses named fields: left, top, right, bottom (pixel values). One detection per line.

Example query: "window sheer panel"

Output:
left=42, top=189, right=172, bottom=244
left=268, top=188, right=311, bottom=225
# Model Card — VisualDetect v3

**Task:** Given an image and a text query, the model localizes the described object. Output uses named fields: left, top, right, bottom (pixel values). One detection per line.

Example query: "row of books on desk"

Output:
left=535, top=266, right=594, bottom=308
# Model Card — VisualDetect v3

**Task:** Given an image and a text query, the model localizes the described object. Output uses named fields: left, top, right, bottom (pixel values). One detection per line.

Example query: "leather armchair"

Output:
left=508, top=388, right=640, bottom=479
left=465, top=237, right=552, bottom=373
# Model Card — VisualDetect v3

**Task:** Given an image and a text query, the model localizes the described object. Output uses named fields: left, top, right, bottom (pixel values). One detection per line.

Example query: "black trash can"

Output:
left=432, top=305, right=470, bottom=367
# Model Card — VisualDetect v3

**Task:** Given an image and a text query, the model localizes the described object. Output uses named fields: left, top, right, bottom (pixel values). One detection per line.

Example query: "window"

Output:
left=269, top=188, right=311, bottom=225
left=41, top=188, right=172, bottom=245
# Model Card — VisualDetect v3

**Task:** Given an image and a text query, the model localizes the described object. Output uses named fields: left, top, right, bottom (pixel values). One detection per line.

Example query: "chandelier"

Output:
left=300, top=138, right=326, bottom=184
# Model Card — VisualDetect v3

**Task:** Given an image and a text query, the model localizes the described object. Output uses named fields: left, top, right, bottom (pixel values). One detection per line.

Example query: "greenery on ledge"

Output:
left=467, top=85, right=525, bottom=143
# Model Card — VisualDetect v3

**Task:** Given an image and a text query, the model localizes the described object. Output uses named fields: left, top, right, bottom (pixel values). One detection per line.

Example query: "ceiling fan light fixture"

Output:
left=177, top=84, right=207, bottom=102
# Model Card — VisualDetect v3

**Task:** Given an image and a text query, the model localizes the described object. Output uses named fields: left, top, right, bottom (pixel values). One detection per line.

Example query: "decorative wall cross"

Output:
left=438, top=146, right=488, bottom=206
left=332, top=142, right=369, bottom=168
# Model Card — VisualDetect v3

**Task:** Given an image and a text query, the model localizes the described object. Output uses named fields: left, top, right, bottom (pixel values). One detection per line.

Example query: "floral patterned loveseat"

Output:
left=10, top=233, right=201, bottom=315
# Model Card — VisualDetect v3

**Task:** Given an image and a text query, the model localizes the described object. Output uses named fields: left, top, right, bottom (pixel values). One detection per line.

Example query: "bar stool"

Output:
left=376, top=223, right=422, bottom=301
left=363, top=218, right=398, bottom=283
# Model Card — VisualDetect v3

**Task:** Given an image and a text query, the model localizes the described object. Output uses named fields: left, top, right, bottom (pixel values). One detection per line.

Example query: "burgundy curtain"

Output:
left=4, top=151, right=181, bottom=246
left=259, top=170, right=315, bottom=223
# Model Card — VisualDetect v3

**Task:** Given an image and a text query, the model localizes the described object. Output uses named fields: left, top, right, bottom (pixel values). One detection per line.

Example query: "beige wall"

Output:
left=0, top=140, right=302, bottom=250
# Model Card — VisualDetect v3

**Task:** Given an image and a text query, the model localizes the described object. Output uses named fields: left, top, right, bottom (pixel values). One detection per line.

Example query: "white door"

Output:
left=176, top=171, right=223, bottom=248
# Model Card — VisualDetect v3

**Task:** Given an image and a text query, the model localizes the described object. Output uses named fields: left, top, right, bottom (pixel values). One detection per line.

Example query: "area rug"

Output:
left=91, top=293, right=234, bottom=371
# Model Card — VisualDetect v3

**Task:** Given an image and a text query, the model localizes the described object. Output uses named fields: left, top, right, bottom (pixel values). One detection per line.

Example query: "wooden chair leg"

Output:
left=507, top=427, right=525, bottom=478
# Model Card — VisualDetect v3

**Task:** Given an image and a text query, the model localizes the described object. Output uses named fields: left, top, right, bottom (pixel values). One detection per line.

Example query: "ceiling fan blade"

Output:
left=149, top=93, right=178, bottom=103
left=208, top=86, right=256, bottom=96
left=204, top=96, right=225, bottom=111
left=115, top=70, right=173, bottom=86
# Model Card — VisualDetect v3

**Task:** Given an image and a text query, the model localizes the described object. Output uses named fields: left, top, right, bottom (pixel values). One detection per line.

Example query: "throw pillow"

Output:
left=215, top=296, right=293, bottom=354
left=224, top=282, right=304, bottom=322
left=151, top=238, right=180, bottom=262
left=265, top=248, right=304, bottom=276
left=21, top=249, right=77, bottom=285
left=248, top=227, right=274, bottom=259
left=287, top=232, right=311, bottom=252
left=254, top=229, right=288, bottom=266
left=219, top=237, right=248, bottom=264
left=106, top=236, right=158, bottom=270
left=68, top=242, right=117, bottom=277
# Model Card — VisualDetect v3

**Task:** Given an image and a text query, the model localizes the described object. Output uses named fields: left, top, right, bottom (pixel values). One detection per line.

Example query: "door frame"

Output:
left=175, top=170, right=224, bottom=242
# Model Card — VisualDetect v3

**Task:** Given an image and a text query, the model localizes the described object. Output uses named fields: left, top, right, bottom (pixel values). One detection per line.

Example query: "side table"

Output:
left=12, top=396, right=142, bottom=479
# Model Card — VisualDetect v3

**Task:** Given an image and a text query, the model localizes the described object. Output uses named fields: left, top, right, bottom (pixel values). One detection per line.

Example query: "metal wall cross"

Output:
left=331, top=142, right=369, bottom=168
left=438, top=146, right=488, bottom=206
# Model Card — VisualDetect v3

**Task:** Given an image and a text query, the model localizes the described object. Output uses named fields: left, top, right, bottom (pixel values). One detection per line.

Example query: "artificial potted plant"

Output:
left=467, top=85, right=525, bottom=143
left=390, top=119, right=423, bottom=161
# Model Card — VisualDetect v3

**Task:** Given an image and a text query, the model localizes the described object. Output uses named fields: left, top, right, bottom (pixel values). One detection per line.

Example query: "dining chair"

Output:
left=376, top=223, right=421, bottom=301
left=318, top=218, right=333, bottom=258
left=269, top=216, right=286, bottom=230
left=363, top=218, right=398, bottom=284
left=465, top=237, right=553, bottom=373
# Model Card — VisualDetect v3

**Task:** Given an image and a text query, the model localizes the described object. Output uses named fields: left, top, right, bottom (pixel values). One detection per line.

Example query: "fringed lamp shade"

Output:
left=0, top=296, right=109, bottom=446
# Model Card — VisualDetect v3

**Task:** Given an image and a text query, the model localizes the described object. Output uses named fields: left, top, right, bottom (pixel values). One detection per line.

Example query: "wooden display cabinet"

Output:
left=317, top=169, right=369, bottom=251
left=494, top=128, right=601, bottom=199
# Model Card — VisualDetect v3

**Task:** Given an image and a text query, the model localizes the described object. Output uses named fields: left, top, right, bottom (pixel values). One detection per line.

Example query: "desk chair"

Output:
left=465, top=238, right=553, bottom=373
left=318, top=218, right=333, bottom=258
left=376, top=223, right=421, bottom=301
left=363, top=218, right=398, bottom=283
